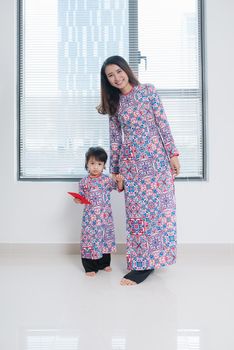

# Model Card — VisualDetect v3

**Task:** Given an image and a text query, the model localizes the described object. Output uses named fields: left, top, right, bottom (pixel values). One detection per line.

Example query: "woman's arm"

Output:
left=109, top=114, right=122, bottom=174
left=147, top=84, right=179, bottom=159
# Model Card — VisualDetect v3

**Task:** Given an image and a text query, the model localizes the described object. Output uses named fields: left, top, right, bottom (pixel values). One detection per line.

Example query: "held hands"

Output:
left=170, top=156, right=180, bottom=177
left=115, top=174, right=124, bottom=191
left=112, top=174, right=124, bottom=191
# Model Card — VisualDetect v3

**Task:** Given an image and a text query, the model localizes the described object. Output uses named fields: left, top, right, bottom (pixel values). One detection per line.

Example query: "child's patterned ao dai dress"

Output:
left=79, top=174, right=117, bottom=260
left=109, top=84, right=179, bottom=271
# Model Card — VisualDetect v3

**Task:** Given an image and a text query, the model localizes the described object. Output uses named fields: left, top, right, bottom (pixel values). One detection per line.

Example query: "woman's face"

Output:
left=105, top=64, right=131, bottom=94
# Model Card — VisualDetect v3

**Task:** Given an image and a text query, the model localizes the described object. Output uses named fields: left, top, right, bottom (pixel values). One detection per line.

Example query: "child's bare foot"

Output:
left=104, top=266, right=112, bottom=272
left=120, top=278, right=137, bottom=286
left=86, top=271, right=96, bottom=277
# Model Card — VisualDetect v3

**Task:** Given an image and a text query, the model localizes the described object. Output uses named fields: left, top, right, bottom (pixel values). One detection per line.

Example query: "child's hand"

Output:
left=115, top=174, right=124, bottom=191
left=112, top=173, right=118, bottom=181
left=115, top=174, right=124, bottom=182
left=73, top=198, right=82, bottom=204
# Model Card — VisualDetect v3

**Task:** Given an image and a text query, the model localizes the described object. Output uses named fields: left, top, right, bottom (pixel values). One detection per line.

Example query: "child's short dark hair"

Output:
left=85, top=147, right=108, bottom=170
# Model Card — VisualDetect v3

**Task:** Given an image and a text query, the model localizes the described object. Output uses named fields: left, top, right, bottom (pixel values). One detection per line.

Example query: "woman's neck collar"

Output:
left=120, top=84, right=134, bottom=96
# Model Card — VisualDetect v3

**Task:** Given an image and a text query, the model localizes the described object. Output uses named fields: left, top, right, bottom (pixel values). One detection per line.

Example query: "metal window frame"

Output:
left=129, top=0, right=207, bottom=181
left=17, top=0, right=207, bottom=181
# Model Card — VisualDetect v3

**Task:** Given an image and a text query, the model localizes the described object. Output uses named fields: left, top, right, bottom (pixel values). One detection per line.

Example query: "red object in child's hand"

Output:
left=67, top=192, right=91, bottom=204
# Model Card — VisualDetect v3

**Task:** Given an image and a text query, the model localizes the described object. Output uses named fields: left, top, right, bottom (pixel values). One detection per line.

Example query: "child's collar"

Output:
left=89, top=174, right=102, bottom=178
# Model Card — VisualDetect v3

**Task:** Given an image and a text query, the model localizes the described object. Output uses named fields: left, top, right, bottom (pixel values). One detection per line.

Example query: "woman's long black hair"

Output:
left=97, top=55, right=139, bottom=116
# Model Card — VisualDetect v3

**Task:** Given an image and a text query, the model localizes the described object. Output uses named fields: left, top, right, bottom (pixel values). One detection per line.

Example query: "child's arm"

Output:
left=115, top=174, right=124, bottom=191
left=74, top=179, right=85, bottom=204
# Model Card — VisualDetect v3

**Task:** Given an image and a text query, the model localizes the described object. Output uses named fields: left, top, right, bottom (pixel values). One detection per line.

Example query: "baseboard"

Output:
left=0, top=243, right=233, bottom=255
left=177, top=243, right=234, bottom=255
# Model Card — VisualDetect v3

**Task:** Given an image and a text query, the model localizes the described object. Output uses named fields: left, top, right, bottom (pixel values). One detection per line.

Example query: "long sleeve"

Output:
left=147, top=84, right=179, bottom=158
left=108, top=177, right=117, bottom=191
left=109, top=114, right=122, bottom=173
left=78, top=178, right=85, bottom=197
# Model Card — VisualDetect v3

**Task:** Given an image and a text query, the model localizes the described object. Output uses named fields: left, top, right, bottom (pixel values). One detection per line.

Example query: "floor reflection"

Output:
left=24, top=329, right=129, bottom=350
left=111, top=335, right=126, bottom=350
left=177, top=329, right=200, bottom=350
left=25, top=329, right=80, bottom=350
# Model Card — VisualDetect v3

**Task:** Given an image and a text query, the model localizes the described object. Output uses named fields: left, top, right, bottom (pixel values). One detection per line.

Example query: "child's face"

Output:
left=87, top=157, right=105, bottom=176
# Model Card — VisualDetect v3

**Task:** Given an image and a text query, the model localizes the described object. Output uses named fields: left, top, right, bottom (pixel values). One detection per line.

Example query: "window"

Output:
left=18, top=0, right=205, bottom=180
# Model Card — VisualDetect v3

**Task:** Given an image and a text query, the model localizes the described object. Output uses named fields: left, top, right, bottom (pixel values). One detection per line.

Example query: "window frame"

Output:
left=17, top=0, right=207, bottom=181
left=129, top=0, right=207, bottom=181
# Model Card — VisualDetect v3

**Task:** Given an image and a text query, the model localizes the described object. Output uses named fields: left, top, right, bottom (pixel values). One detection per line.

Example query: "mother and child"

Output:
left=73, top=55, right=180, bottom=286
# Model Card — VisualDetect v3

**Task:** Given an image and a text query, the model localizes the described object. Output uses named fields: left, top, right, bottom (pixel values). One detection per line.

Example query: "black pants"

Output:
left=123, top=270, right=154, bottom=284
left=82, top=254, right=111, bottom=273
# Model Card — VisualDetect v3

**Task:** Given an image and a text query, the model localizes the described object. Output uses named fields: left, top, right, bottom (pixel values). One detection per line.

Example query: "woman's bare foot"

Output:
left=104, top=266, right=112, bottom=272
left=86, top=271, right=96, bottom=277
left=120, top=278, right=137, bottom=286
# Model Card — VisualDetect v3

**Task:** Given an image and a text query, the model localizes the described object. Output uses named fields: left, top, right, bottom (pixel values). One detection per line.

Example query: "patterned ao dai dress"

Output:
left=79, top=174, right=117, bottom=260
left=109, top=84, right=179, bottom=271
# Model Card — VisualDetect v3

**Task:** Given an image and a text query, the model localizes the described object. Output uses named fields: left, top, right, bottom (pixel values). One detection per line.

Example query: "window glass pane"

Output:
left=20, top=0, right=129, bottom=179
left=138, top=0, right=203, bottom=178
left=19, top=0, right=204, bottom=179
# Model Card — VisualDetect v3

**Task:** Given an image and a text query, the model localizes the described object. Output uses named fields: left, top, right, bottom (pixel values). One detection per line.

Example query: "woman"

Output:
left=97, top=56, right=180, bottom=285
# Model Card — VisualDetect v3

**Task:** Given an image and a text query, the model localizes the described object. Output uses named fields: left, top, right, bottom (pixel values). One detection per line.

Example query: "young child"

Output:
left=74, top=146, right=124, bottom=277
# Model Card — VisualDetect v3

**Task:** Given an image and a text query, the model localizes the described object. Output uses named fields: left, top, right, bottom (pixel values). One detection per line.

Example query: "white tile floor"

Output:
left=0, top=248, right=234, bottom=350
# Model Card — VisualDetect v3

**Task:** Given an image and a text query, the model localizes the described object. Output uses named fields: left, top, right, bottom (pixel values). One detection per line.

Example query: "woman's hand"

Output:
left=170, top=156, right=180, bottom=177
left=111, top=173, right=119, bottom=181
left=115, top=174, right=124, bottom=191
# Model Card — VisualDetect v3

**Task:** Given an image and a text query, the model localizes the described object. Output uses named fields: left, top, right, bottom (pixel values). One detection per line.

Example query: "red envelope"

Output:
left=67, top=192, right=91, bottom=204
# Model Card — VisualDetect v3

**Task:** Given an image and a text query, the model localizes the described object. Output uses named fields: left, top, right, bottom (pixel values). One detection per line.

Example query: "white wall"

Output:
left=0, top=0, right=234, bottom=244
